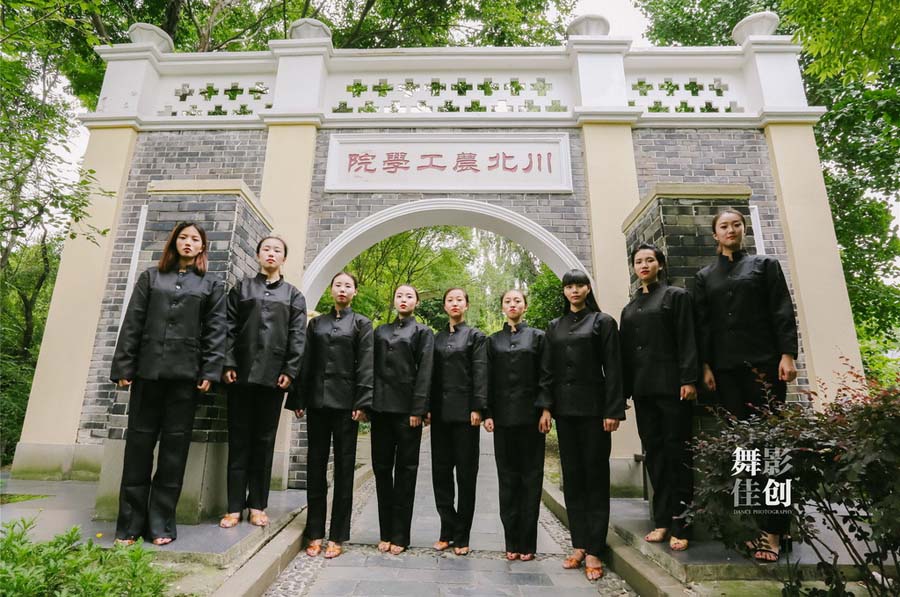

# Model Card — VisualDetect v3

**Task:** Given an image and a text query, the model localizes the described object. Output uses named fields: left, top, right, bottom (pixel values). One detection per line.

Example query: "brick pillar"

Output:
left=96, top=183, right=272, bottom=523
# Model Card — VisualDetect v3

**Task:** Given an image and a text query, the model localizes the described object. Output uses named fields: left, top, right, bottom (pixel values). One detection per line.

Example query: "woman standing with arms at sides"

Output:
left=483, top=289, right=546, bottom=562
left=620, top=244, right=698, bottom=552
left=219, top=236, right=307, bottom=529
left=694, top=208, right=798, bottom=563
left=285, top=272, right=373, bottom=560
left=371, top=285, right=434, bottom=556
left=110, top=221, right=226, bottom=546
left=430, top=288, right=488, bottom=556
left=536, top=269, right=624, bottom=581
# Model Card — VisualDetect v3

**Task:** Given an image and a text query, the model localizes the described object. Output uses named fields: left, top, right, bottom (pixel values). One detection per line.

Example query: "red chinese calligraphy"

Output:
left=453, top=152, right=480, bottom=173
left=522, top=152, right=553, bottom=173
left=487, top=152, right=518, bottom=172
left=417, top=154, right=447, bottom=171
left=348, top=152, right=376, bottom=173
left=382, top=152, right=410, bottom=173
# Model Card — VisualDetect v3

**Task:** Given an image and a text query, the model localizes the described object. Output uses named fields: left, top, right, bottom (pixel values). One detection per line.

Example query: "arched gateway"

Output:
left=12, top=13, right=862, bottom=523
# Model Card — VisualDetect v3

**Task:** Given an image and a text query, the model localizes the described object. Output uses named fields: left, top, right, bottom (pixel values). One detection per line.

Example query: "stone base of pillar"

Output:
left=11, top=442, right=103, bottom=481
left=95, top=439, right=228, bottom=524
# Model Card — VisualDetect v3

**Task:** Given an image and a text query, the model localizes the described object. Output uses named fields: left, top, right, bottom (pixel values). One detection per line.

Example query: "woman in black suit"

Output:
left=483, top=289, right=545, bottom=562
left=371, top=284, right=434, bottom=555
left=694, top=208, right=798, bottom=562
left=620, top=243, right=698, bottom=551
left=110, top=221, right=227, bottom=546
left=286, top=272, right=373, bottom=560
left=537, top=269, right=624, bottom=581
left=220, top=236, right=307, bottom=529
left=430, top=287, right=488, bottom=556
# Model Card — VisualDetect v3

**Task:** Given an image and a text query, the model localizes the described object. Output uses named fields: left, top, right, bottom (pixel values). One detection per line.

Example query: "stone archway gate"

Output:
left=12, top=13, right=862, bottom=520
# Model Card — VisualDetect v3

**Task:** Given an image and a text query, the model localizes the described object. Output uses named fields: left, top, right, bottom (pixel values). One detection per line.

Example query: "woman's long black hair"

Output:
left=560, top=269, right=601, bottom=315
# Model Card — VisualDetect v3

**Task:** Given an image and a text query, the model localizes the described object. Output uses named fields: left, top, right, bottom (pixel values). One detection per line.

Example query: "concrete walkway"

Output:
left=265, top=429, right=637, bottom=596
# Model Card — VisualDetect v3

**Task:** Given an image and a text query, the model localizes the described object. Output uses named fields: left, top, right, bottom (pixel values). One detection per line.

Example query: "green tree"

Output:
left=634, top=0, right=900, bottom=379
left=523, top=263, right=563, bottom=330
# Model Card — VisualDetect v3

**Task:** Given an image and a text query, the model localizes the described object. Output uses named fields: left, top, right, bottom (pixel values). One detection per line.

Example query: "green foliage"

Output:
left=0, top=518, right=169, bottom=596
left=635, top=0, right=900, bottom=381
left=689, top=375, right=900, bottom=595
left=781, top=0, right=900, bottom=83
left=524, top=263, right=563, bottom=331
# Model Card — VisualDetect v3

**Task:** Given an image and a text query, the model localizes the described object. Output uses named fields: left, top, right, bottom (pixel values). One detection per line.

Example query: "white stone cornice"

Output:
left=260, top=112, right=325, bottom=126
left=758, top=107, right=826, bottom=125
left=320, top=113, right=576, bottom=128
left=574, top=107, right=643, bottom=124
left=740, top=36, right=802, bottom=54
left=565, top=37, right=633, bottom=54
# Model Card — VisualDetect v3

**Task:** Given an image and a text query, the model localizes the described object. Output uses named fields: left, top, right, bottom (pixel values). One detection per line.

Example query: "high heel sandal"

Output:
left=219, top=512, right=242, bottom=528
left=389, top=544, right=406, bottom=555
left=248, top=510, right=269, bottom=527
left=378, top=541, right=391, bottom=553
left=306, top=539, right=323, bottom=557
left=433, top=540, right=451, bottom=551
left=562, top=550, right=585, bottom=569
left=324, top=542, right=343, bottom=559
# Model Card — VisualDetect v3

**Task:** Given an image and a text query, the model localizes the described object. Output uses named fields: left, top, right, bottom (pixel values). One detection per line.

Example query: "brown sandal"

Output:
left=562, top=550, right=585, bottom=569
left=453, top=546, right=470, bottom=556
left=324, top=542, right=343, bottom=559
left=644, top=528, right=668, bottom=543
left=306, top=540, right=322, bottom=557
left=378, top=541, right=391, bottom=553
left=219, top=512, right=241, bottom=528
left=585, top=564, right=604, bottom=581
left=114, top=538, right=136, bottom=547
left=506, top=552, right=520, bottom=561
left=389, top=544, right=406, bottom=555
left=151, top=537, right=173, bottom=546
left=520, top=553, right=535, bottom=561
left=433, top=540, right=451, bottom=551
left=670, top=536, right=689, bottom=551
left=249, top=510, right=269, bottom=527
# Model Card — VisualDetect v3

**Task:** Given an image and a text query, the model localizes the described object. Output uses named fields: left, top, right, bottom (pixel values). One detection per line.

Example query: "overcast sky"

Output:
left=574, top=0, right=649, bottom=42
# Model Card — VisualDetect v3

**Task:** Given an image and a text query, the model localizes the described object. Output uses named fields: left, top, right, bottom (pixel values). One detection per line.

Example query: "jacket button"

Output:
left=265, top=291, right=270, bottom=296
left=510, top=344, right=516, bottom=348
left=175, top=284, right=181, bottom=290
left=637, top=346, right=643, bottom=351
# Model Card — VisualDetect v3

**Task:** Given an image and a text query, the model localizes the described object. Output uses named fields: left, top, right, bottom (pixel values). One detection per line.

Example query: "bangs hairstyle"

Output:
left=256, top=235, right=288, bottom=257
left=395, top=284, right=420, bottom=301
left=500, top=288, right=528, bottom=308
left=158, top=221, right=208, bottom=274
left=443, top=287, right=469, bottom=305
left=560, top=268, right=601, bottom=315
left=630, top=243, right=667, bottom=274
left=330, top=271, right=359, bottom=288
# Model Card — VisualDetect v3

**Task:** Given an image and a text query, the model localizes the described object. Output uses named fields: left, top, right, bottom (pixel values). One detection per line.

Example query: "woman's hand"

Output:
left=409, top=416, right=422, bottom=428
left=294, top=409, right=305, bottom=419
left=352, top=409, right=368, bottom=423
left=538, top=409, right=552, bottom=434
left=117, top=379, right=132, bottom=388
left=603, top=418, right=620, bottom=432
left=223, top=369, right=237, bottom=384
left=703, top=364, right=717, bottom=392
left=779, top=354, right=798, bottom=383
left=470, top=411, right=482, bottom=427
left=276, top=374, right=292, bottom=390
left=197, top=379, right=212, bottom=393
left=483, top=418, right=494, bottom=433
left=680, top=384, right=697, bottom=401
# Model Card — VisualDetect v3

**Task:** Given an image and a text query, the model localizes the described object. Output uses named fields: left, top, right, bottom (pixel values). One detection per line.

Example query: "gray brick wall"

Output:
left=78, top=130, right=268, bottom=445
left=630, top=128, right=808, bottom=396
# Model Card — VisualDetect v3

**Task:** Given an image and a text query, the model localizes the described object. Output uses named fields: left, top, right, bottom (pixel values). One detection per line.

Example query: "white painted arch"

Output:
left=300, top=198, right=588, bottom=304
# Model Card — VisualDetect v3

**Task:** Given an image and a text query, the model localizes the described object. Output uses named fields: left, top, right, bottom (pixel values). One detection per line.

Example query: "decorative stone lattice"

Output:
left=329, top=75, right=571, bottom=114
left=626, top=75, right=744, bottom=114
left=155, top=78, right=274, bottom=117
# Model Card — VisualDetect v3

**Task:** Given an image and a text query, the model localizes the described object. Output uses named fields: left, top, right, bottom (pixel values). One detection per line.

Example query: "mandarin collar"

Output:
left=256, top=272, right=284, bottom=288
left=331, top=305, right=354, bottom=319
left=636, top=281, right=662, bottom=297
left=718, top=250, right=746, bottom=265
left=503, top=321, right=528, bottom=333
left=567, top=308, right=589, bottom=322
left=395, top=315, right=417, bottom=327
left=448, top=321, right=468, bottom=333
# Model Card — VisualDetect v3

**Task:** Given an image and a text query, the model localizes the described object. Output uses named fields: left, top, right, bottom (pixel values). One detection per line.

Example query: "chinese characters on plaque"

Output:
left=325, top=134, right=573, bottom=193
left=731, top=447, right=793, bottom=512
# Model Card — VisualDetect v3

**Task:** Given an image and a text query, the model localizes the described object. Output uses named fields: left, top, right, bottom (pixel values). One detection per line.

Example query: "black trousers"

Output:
left=715, top=362, right=790, bottom=536
left=430, top=419, right=480, bottom=547
left=556, top=416, right=611, bottom=557
left=634, top=395, right=694, bottom=538
left=116, top=379, right=196, bottom=541
left=494, top=424, right=545, bottom=554
left=304, top=407, right=359, bottom=543
left=371, top=412, right=423, bottom=547
left=226, top=384, right=285, bottom=512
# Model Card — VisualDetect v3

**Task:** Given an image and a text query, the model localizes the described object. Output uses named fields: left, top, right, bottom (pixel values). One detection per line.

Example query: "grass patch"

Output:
left=0, top=493, right=48, bottom=505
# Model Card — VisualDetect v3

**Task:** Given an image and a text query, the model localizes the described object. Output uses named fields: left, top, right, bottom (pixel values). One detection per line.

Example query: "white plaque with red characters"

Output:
left=324, top=133, right=573, bottom=193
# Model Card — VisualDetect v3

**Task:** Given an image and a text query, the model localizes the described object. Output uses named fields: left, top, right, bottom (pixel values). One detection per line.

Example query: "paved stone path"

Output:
left=265, top=429, right=637, bottom=596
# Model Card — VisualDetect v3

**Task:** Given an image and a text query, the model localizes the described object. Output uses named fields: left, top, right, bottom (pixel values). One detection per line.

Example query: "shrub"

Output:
left=0, top=519, right=168, bottom=596
left=688, top=368, right=900, bottom=596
